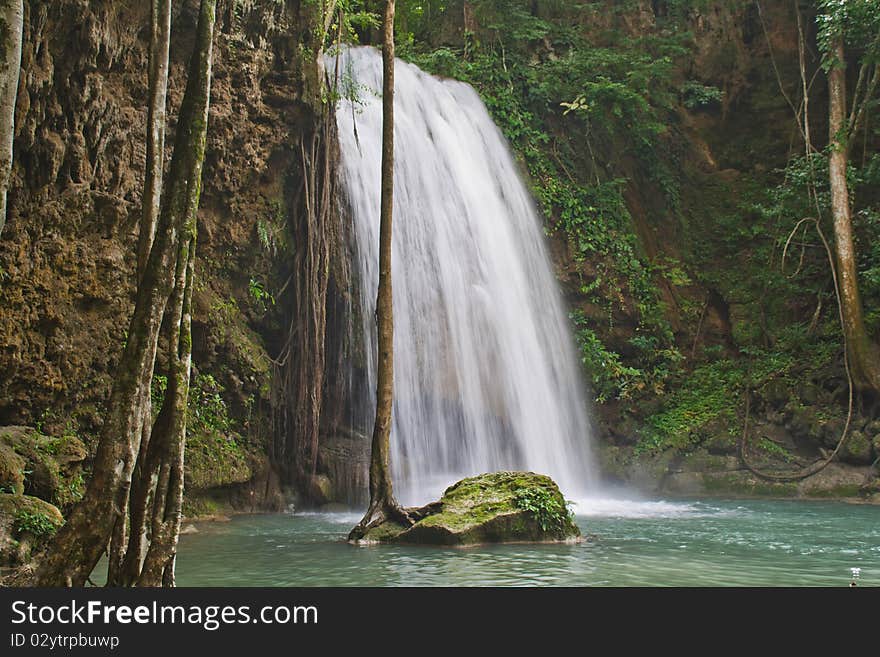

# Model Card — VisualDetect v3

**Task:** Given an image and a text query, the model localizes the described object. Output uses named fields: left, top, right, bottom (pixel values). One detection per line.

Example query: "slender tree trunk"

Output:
left=827, top=35, right=880, bottom=394
left=138, top=234, right=194, bottom=586
left=0, top=0, right=23, bottom=237
left=107, top=0, right=173, bottom=587
left=119, top=387, right=169, bottom=585
left=138, top=0, right=172, bottom=280
left=368, top=0, right=397, bottom=513
left=350, top=0, right=412, bottom=541
left=33, top=0, right=217, bottom=587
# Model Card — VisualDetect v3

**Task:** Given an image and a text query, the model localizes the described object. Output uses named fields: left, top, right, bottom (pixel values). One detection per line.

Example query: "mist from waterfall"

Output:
left=332, top=46, right=598, bottom=506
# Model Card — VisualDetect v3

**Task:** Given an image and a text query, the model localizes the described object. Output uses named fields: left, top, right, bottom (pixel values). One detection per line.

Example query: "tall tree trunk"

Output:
left=349, top=0, right=412, bottom=541
left=137, top=234, right=195, bottom=586
left=33, top=0, right=217, bottom=587
left=119, top=382, right=170, bottom=585
left=107, top=0, right=173, bottom=587
left=827, top=34, right=880, bottom=394
left=138, top=0, right=172, bottom=280
left=0, top=0, right=23, bottom=237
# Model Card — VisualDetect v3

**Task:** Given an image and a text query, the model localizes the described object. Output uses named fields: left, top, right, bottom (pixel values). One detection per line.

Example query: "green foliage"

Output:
left=151, top=374, right=168, bottom=410
left=152, top=372, right=233, bottom=436
left=248, top=277, right=275, bottom=311
left=512, top=486, right=573, bottom=532
left=637, top=359, right=744, bottom=453
left=816, top=0, right=880, bottom=69
left=210, top=295, right=240, bottom=326
left=62, top=472, right=85, bottom=506
left=682, top=80, right=724, bottom=109
left=571, top=310, right=644, bottom=402
left=188, top=373, right=232, bottom=435
left=637, top=349, right=796, bottom=454
left=256, top=206, right=286, bottom=255
left=14, top=509, right=61, bottom=538
left=323, top=0, right=381, bottom=50
left=757, top=438, right=794, bottom=462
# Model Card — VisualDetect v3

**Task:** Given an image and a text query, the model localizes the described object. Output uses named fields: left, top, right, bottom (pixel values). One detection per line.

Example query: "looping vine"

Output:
left=738, top=216, right=855, bottom=482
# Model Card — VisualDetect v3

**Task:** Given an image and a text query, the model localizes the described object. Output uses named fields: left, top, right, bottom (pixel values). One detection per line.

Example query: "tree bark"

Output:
left=138, top=234, right=194, bottom=586
left=827, top=34, right=880, bottom=394
left=119, top=387, right=170, bottom=585
left=0, top=0, right=23, bottom=237
left=106, top=0, right=173, bottom=587
left=350, top=0, right=412, bottom=541
left=138, top=0, right=172, bottom=281
left=33, top=0, right=217, bottom=587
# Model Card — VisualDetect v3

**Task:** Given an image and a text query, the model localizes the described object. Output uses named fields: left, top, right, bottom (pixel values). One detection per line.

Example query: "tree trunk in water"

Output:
left=827, top=35, right=880, bottom=395
left=350, top=0, right=412, bottom=541
left=138, top=234, right=194, bottom=586
left=33, top=0, right=217, bottom=587
left=0, top=0, right=23, bottom=237
left=107, top=0, right=173, bottom=587
left=119, top=389, right=170, bottom=585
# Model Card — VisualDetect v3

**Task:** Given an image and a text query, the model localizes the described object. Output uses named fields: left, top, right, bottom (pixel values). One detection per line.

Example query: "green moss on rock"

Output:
left=0, top=426, right=86, bottom=510
left=0, top=493, right=65, bottom=566
left=840, top=431, right=874, bottom=466
left=802, top=484, right=862, bottom=499
left=0, top=441, right=26, bottom=494
left=701, top=471, right=799, bottom=497
left=184, top=428, right=252, bottom=491
left=360, top=472, right=581, bottom=546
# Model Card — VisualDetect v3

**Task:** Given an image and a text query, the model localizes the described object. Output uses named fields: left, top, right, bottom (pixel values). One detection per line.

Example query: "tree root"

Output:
left=346, top=498, right=439, bottom=542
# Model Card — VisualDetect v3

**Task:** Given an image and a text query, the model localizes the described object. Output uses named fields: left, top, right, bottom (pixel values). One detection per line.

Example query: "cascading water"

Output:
left=332, top=46, right=597, bottom=506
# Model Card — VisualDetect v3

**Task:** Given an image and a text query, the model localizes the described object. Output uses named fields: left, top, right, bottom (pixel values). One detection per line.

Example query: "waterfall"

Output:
left=332, top=46, right=597, bottom=506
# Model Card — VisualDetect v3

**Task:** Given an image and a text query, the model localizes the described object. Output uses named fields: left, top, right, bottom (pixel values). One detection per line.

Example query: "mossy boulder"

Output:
left=0, top=493, right=65, bottom=566
left=839, top=431, right=874, bottom=466
left=0, top=441, right=26, bottom=495
left=360, top=472, right=581, bottom=546
left=0, top=426, right=87, bottom=509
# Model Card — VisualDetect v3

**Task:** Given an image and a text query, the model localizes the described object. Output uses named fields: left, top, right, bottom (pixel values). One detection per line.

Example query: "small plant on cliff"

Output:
left=512, top=487, right=573, bottom=532
left=150, top=374, right=168, bottom=410
left=248, top=277, right=275, bottom=312
left=15, top=510, right=61, bottom=538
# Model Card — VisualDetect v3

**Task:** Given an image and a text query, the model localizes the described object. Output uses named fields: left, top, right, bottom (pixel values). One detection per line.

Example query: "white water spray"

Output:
left=333, top=47, right=597, bottom=506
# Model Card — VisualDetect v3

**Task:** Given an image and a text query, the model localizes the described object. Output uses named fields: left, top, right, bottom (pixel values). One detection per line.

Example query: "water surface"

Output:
left=174, top=498, right=879, bottom=586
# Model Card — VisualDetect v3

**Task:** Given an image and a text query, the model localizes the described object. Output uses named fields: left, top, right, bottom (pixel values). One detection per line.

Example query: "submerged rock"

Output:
left=360, top=472, right=581, bottom=546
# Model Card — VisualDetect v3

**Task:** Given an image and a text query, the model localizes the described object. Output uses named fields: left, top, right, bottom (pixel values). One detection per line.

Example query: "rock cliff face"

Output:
left=0, top=0, right=350, bottom=513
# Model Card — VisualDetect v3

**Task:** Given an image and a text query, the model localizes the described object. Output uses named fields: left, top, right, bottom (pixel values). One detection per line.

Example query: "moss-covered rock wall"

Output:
left=0, top=0, right=352, bottom=515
